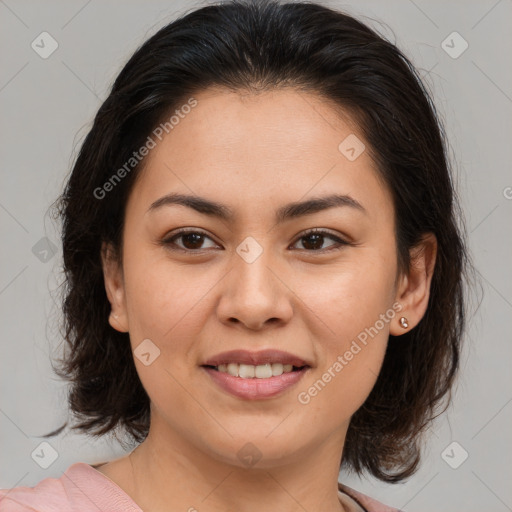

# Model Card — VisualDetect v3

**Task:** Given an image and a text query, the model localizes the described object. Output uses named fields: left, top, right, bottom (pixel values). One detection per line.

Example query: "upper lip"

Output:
left=202, top=349, right=311, bottom=367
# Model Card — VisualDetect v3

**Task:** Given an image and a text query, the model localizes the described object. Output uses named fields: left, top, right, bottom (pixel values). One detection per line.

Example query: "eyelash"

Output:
left=160, top=228, right=351, bottom=254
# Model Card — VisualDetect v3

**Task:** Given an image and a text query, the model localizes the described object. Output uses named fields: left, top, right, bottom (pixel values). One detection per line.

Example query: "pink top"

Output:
left=0, top=462, right=403, bottom=512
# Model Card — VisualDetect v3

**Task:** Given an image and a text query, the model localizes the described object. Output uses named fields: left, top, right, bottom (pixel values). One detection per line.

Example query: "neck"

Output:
left=126, top=414, right=350, bottom=512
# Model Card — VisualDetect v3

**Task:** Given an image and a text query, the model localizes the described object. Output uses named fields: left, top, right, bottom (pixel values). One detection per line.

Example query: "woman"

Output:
left=0, top=0, right=471, bottom=510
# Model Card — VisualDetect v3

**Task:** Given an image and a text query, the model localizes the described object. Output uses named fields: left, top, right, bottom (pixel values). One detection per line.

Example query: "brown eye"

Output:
left=162, top=229, right=219, bottom=252
left=178, top=232, right=206, bottom=250
left=291, top=229, right=349, bottom=252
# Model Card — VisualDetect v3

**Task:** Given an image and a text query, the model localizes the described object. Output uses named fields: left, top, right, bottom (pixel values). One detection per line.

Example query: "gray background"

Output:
left=1, top=1, right=511, bottom=510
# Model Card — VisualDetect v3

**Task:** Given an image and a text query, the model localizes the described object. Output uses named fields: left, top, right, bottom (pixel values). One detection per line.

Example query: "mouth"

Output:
left=201, top=363, right=311, bottom=400
left=200, top=349, right=312, bottom=399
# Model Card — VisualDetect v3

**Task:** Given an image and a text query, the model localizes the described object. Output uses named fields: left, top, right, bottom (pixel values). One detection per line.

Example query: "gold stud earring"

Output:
left=399, top=317, right=409, bottom=329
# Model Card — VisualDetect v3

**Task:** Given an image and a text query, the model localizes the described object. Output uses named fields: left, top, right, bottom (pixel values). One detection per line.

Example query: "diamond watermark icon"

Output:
left=32, top=237, right=58, bottom=263
left=441, top=441, right=469, bottom=469
left=237, top=442, right=262, bottom=467
left=338, top=134, right=365, bottom=161
left=134, top=338, right=161, bottom=366
left=236, top=236, right=263, bottom=264
left=31, top=441, right=59, bottom=469
left=441, top=31, right=468, bottom=59
left=31, top=32, right=59, bottom=59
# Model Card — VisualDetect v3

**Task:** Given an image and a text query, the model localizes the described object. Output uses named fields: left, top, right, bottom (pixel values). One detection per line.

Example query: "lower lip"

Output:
left=202, top=366, right=310, bottom=400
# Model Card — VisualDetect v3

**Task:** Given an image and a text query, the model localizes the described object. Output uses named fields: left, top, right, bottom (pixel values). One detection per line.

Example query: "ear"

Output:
left=390, top=233, right=437, bottom=335
left=101, top=241, right=129, bottom=333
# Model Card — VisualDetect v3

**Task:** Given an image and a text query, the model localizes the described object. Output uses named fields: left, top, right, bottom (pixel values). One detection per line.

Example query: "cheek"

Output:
left=296, top=252, right=395, bottom=340
left=297, top=314, right=389, bottom=427
left=122, top=251, right=213, bottom=347
left=120, top=256, right=211, bottom=422
left=294, top=258, right=394, bottom=415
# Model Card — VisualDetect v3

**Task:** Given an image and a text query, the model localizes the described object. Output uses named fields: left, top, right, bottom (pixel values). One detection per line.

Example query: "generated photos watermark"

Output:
left=93, top=97, right=198, bottom=200
left=297, top=301, right=403, bottom=405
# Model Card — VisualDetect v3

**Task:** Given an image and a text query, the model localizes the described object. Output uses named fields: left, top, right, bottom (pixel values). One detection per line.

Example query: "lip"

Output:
left=202, top=349, right=311, bottom=367
left=202, top=365, right=310, bottom=400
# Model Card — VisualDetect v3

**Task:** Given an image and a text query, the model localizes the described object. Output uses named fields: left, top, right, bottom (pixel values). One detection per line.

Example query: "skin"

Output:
left=99, top=87, right=437, bottom=512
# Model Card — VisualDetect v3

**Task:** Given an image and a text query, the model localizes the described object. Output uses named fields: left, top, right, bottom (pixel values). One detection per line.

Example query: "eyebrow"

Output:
left=147, top=192, right=367, bottom=223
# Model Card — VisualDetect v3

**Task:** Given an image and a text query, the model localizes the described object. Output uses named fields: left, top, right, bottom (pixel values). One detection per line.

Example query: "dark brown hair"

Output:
left=46, top=0, right=475, bottom=483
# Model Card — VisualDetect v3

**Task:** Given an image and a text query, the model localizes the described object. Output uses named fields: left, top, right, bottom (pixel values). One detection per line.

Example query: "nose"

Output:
left=216, top=246, right=294, bottom=331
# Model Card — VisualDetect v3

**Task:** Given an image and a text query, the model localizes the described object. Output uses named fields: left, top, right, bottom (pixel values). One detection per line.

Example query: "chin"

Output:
left=198, top=428, right=308, bottom=469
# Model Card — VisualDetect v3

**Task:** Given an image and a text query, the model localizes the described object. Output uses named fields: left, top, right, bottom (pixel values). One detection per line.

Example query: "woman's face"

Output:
left=103, top=87, right=410, bottom=468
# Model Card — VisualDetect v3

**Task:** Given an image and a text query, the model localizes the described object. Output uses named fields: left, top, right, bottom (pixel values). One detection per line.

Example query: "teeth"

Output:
left=215, top=362, right=297, bottom=378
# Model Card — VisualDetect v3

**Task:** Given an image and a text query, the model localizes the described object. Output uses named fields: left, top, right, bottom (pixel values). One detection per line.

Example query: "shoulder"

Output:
left=339, top=483, right=405, bottom=512
left=0, top=462, right=141, bottom=512
left=0, top=469, right=67, bottom=512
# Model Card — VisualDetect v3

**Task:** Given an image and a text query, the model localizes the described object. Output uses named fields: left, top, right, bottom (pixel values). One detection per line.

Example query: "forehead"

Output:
left=127, top=87, right=394, bottom=225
